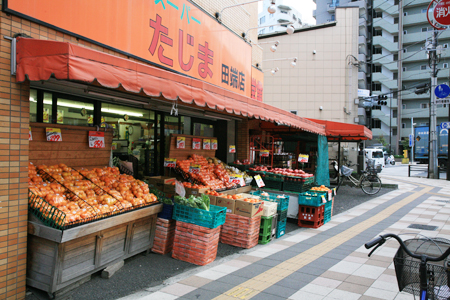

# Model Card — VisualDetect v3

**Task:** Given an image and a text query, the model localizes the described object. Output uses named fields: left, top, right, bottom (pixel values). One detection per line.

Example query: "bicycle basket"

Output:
left=341, top=165, right=353, bottom=177
left=394, top=238, right=450, bottom=299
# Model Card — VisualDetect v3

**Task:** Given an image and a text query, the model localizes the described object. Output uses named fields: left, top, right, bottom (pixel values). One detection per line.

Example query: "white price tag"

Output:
left=89, top=131, right=105, bottom=148
left=254, top=175, right=265, bottom=188
left=175, top=181, right=186, bottom=198
left=328, top=190, right=332, bottom=201
left=321, top=195, right=326, bottom=203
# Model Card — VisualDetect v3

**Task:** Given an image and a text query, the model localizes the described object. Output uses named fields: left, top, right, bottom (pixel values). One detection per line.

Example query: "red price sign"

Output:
left=89, top=131, right=105, bottom=148
left=260, top=150, right=270, bottom=157
left=164, top=158, right=177, bottom=168
left=189, top=165, right=201, bottom=174
left=192, top=138, right=201, bottom=150
left=203, top=139, right=210, bottom=150
left=177, top=136, right=185, bottom=149
left=254, top=175, right=265, bottom=188
left=211, top=139, right=218, bottom=150
left=229, top=145, right=236, bottom=153
left=46, top=128, right=62, bottom=142
left=298, top=154, right=309, bottom=163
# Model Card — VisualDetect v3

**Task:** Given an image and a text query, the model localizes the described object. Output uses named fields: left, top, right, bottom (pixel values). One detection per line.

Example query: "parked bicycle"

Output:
left=365, top=233, right=450, bottom=300
left=331, top=159, right=382, bottom=195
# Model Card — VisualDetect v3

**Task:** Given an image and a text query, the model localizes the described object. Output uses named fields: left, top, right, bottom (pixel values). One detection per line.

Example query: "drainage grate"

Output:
left=407, top=224, right=439, bottom=231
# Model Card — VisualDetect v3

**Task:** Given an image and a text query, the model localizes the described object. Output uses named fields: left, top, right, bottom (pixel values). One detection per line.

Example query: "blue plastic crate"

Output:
left=173, top=204, right=226, bottom=229
left=278, top=209, right=287, bottom=222
left=324, top=199, right=333, bottom=224
left=276, top=219, right=287, bottom=238
left=298, top=192, right=328, bottom=207
left=157, top=203, right=174, bottom=220
left=250, top=190, right=289, bottom=211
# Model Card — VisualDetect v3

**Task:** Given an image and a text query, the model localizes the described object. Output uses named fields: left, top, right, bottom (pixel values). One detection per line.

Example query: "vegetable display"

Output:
left=174, top=194, right=210, bottom=211
left=310, top=185, right=330, bottom=192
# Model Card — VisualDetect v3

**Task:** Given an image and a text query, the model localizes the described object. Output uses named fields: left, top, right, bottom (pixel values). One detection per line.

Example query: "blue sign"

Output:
left=440, top=122, right=450, bottom=129
left=435, top=84, right=450, bottom=99
left=409, top=134, right=414, bottom=147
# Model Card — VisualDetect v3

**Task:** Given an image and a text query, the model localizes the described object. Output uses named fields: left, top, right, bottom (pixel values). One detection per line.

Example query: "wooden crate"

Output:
left=26, top=204, right=161, bottom=296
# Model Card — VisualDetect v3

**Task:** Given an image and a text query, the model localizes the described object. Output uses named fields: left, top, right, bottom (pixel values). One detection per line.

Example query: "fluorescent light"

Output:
left=101, top=108, right=143, bottom=117
left=87, top=90, right=149, bottom=105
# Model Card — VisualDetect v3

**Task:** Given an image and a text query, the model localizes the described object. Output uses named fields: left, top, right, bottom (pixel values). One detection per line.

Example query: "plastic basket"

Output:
left=298, top=192, right=328, bottom=207
left=278, top=209, right=288, bottom=222
left=264, top=173, right=285, bottom=182
left=394, top=238, right=450, bottom=299
left=173, top=204, right=226, bottom=229
left=250, top=190, right=289, bottom=211
left=260, top=215, right=273, bottom=236
left=283, top=181, right=312, bottom=193
left=324, top=201, right=332, bottom=224
left=264, top=179, right=283, bottom=190
left=158, top=203, right=174, bottom=220
left=276, top=219, right=287, bottom=238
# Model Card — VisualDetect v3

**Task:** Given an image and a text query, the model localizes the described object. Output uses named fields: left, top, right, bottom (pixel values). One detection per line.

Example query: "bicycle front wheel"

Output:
left=360, top=174, right=382, bottom=195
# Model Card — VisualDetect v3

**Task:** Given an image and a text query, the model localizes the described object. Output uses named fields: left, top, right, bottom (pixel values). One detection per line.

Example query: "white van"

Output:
left=365, top=148, right=385, bottom=171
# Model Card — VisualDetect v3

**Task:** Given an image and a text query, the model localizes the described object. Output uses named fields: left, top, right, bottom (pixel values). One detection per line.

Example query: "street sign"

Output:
left=434, top=1, right=450, bottom=26
left=435, top=84, right=450, bottom=98
left=436, top=98, right=450, bottom=104
left=440, top=122, right=450, bottom=129
left=409, top=134, right=414, bottom=147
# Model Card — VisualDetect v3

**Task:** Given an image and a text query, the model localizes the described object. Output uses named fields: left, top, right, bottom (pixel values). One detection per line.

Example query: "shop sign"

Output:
left=251, top=66, right=264, bottom=102
left=211, top=139, right=218, bottom=150
left=229, top=174, right=244, bottom=186
left=164, top=158, right=177, bottom=168
left=229, top=145, right=236, bottom=153
left=46, top=128, right=62, bottom=142
left=5, top=0, right=252, bottom=97
left=192, top=138, right=201, bottom=150
left=254, top=175, right=265, bottom=188
left=57, top=110, right=64, bottom=124
left=29, top=126, right=32, bottom=141
left=88, top=131, right=105, bottom=148
left=189, top=164, right=201, bottom=174
left=260, top=150, right=270, bottom=157
left=177, top=136, right=185, bottom=149
left=434, top=0, right=450, bottom=26
left=298, top=154, right=309, bottom=163
left=203, top=139, right=210, bottom=150
left=43, top=108, right=50, bottom=123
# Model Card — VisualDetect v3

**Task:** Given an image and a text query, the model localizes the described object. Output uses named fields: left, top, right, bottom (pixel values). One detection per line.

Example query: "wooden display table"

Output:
left=27, top=204, right=162, bottom=298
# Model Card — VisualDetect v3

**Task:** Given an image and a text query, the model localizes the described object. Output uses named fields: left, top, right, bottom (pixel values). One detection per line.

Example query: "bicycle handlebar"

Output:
left=365, top=233, right=450, bottom=262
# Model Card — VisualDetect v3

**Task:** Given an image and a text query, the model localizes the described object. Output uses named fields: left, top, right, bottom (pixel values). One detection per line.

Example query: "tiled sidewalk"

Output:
left=121, top=176, right=450, bottom=300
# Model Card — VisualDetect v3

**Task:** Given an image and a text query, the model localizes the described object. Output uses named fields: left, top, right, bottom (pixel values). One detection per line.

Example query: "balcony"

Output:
left=352, top=0, right=367, bottom=12
left=404, top=30, right=450, bottom=44
left=400, top=107, right=448, bottom=119
left=327, top=3, right=336, bottom=12
left=403, top=13, right=428, bottom=26
left=402, top=0, right=433, bottom=7
left=374, top=0, right=399, bottom=16
left=358, top=53, right=366, bottom=62
left=402, top=92, right=430, bottom=101
left=373, top=17, right=399, bottom=34
left=373, top=36, right=399, bottom=52
left=402, top=70, right=432, bottom=82
left=359, top=35, right=366, bottom=45
left=371, top=54, right=398, bottom=72
left=372, top=128, right=390, bottom=137
left=372, top=72, right=398, bottom=89
left=313, top=10, right=316, bottom=18
left=359, top=18, right=367, bottom=28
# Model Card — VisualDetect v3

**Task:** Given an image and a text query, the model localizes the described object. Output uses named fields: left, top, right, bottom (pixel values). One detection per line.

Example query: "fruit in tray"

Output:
left=267, top=168, right=313, bottom=177
left=242, top=198, right=260, bottom=203
left=310, top=185, right=330, bottom=192
left=233, top=159, right=251, bottom=165
left=181, top=182, right=208, bottom=189
left=205, top=190, right=224, bottom=197
left=249, top=165, right=269, bottom=172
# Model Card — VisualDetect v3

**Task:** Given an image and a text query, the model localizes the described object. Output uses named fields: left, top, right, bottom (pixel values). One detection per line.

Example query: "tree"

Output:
left=377, top=134, right=388, bottom=149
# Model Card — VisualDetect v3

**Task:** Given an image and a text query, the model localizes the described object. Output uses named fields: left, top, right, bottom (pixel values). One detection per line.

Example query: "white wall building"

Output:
left=257, top=0, right=303, bottom=35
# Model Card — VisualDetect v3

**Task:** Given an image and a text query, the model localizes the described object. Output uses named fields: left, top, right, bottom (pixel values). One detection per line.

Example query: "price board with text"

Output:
left=46, top=128, right=62, bottom=142
left=164, top=158, right=177, bottom=168
left=88, top=131, right=105, bottom=148
left=189, top=164, right=201, bottom=174
left=298, top=154, right=309, bottom=163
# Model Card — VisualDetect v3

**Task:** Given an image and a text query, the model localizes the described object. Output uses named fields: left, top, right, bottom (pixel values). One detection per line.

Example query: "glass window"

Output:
left=420, top=65, right=427, bottom=70
left=372, top=151, right=383, bottom=158
left=30, top=89, right=37, bottom=122
left=56, top=97, right=94, bottom=126
left=43, top=92, right=52, bottom=123
left=260, top=16, right=265, bottom=24
left=193, top=123, right=214, bottom=137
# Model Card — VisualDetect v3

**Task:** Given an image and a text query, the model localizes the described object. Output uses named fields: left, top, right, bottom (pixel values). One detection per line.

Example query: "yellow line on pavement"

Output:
left=214, top=186, right=433, bottom=300
left=427, top=192, right=450, bottom=198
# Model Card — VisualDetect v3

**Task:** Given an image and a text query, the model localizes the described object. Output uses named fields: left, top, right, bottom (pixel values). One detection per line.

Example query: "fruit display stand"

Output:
left=27, top=123, right=163, bottom=297
left=220, top=214, right=261, bottom=249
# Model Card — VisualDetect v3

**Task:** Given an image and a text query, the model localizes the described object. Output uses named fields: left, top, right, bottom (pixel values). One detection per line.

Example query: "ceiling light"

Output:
left=101, top=108, right=143, bottom=117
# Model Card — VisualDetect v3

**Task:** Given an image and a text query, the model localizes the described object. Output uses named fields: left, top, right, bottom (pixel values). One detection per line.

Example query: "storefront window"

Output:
left=193, top=122, right=214, bottom=137
left=43, top=92, right=52, bottom=123
left=56, top=98, right=94, bottom=126
left=29, top=89, right=37, bottom=122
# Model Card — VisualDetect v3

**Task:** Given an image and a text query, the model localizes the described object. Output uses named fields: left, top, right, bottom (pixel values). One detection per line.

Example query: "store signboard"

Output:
left=189, top=164, right=201, bottom=174
left=192, top=138, right=201, bottom=150
left=88, top=131, right=105, bottom=148
left=260, top=150, right=270, bottom=157
left=251, top=66, right=264, bottom=102
left=229, top=145, right=236, bottom=153
left=29, top=127, right=32, bottom=141
left=298, top=154, right=309, bottom=163
left=254, top=175, right=265, bottom=188
left=177, top=136, right=185, bottom=149
left=203, top=139, right=210, bottom=150
left=4, top=0, right=252, bottom=97
left=211, top=139, right=218, bottom=150
left=164, top=158, right=177, bottom=168
left=46, top=128, right=62, bottom=142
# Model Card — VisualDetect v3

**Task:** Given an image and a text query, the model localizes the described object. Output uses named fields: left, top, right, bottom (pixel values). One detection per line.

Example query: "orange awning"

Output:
left=16, top=38, right=326, bottom=136
left=306, top=119, right=372, bottom=141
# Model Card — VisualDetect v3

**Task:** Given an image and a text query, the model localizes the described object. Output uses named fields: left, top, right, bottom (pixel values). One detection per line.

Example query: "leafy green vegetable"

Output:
left=174, top=194, right=211, bottom=211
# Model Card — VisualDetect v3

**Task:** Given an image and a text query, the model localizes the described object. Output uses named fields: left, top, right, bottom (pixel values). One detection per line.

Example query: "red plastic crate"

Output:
left=298, top=204, right=324, bottom=229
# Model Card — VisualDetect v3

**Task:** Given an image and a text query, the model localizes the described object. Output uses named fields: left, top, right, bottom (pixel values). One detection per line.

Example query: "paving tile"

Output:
left=253, top=258, right=283, bottom=268
left=336, top=281, right=369, bottom=294
left=177, top=276, right=212, bottom=288
left=300, top=283, right=334, bottom=296
left=195, top=269, right=227, bottom=280
left=310, top=277, right=342, bottom=289
left=288, top=290, right=326, bottom=300
left=393, top=292, right=415, bottom=299
left=325, top=288, right=361, bottom=300
left=275, top=276, right=309, bottom=290
left=344, top=275, right=376, bottom=287
left=215, top=274, right=248, bottom=286
left=232, top=264, right=270, bottom=279
left=198, top=280, right=236, bottom=294
left=235, top=254, right=262, bottom=263
left=382, top=268, right=396, bottom=276
left=222, top=259, right=252, bottom=269
left=159, top=283, right=197, bottom=296
left=359, top=295, right=385, bottom=300
left=328, top=260, right=362, bottom=274
left=364, top=286, right=398, bottom=300
left=208, top=264, right=240, bottom=275
left=320, top=270, right=350, bottom=281
left=371, top=278, right=400, bottom=292
left=343, top=255, right=368, bottom=264
left=179, top=288, right=222, bottom=300
left=263, top=284, right=301, bottom=299
left=139, top=291, right=179, bottom=300
left=250, top=292, right=288, bottom=300
left=365, top=258, right=391, bottom=268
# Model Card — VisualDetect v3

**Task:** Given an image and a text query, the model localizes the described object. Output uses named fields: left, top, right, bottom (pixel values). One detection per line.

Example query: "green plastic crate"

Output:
left=260, top=215, right=273, bottom=236
left=173, top=204, right=226, bottom=229
left=250, top=190, right=289, bottom=211
left=298, top=192, right=328, bottom=207
left=283, top=181, right=312, bottom=193
left=258, top=233, right=271, bottom=244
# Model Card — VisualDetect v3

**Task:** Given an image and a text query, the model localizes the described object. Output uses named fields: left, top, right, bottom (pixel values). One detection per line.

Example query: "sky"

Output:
left=258, top=0, right=317, bottom=25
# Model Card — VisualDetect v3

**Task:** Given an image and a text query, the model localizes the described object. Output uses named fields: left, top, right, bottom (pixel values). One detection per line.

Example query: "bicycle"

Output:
left=331, top=160, right=382, bottom=195
left=365, top=233, right=450, bottom=300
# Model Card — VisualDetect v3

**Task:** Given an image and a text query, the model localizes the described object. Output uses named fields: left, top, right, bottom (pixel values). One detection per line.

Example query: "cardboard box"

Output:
left=236, top=186, right=252, bottom=194
left=261, top=201, right=277, bottom=217
left=146, top=176, right=176, bottom=191
left=185, top=187, right=209, bottom=197
left=215, top=198, right=236, bottom=214
left=164, top=183, right=176, bottom=194
left=234, top=199, right=264, bottom=218
left=222, top=189, right=236, bottom=195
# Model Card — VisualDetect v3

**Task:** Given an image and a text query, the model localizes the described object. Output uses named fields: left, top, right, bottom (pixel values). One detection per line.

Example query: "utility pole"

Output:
left=429, top=30, right=439, bottom=178
left=389, top=90, right=392, bottom=155
left=396, top=0, right=403, bottom=156
left=411, top=117, right=414, bottom=163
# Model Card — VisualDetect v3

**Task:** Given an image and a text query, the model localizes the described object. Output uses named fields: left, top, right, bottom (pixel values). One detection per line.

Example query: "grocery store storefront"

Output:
left=1, top=0, right=328, bottom=298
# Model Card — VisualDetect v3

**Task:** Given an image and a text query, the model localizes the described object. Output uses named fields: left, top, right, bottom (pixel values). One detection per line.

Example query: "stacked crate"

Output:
left=252, top=191, right=289, bottom=238
left=259, top=215, right=273, bottom=244
left=172, top=221, right=221, bottom=266
left=297, top=189, right=333, bottom=228
left=220, top=214, right=261, bottom=249
left=151, top=218, right=176, bottom=255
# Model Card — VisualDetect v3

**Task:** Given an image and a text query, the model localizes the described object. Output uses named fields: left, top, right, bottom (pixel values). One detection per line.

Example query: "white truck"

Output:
left=364, top=148, right=385, bottom=171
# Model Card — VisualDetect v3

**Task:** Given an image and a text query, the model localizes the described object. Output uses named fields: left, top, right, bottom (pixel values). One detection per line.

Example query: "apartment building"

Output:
left=257, top=0, right=303, bottom=35
left=315, top=0, right=450, bottom=153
